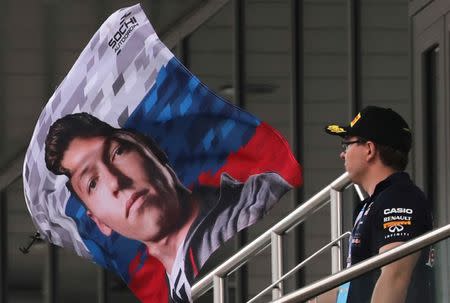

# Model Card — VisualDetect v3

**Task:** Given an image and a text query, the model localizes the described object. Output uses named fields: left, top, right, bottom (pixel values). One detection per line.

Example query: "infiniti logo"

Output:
left=389, top=225, right=404, bottom=233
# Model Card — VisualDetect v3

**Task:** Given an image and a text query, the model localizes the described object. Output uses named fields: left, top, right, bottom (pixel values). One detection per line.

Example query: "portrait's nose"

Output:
left=104, top=167, right=121, bottom=196
left=104, top=164, right=132, bottom=196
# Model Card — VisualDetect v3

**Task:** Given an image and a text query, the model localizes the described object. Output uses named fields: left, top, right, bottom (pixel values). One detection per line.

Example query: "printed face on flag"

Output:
left=60, top=133, right=180, bottom=242
left=23, top=4, right=302, bottom=303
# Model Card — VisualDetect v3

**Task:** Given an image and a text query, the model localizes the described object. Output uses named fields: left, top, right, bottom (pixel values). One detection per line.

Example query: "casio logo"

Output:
left=383, top=208, right=413, bottom=215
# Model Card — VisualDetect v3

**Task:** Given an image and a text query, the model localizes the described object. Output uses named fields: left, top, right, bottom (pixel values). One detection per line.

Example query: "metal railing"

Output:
left=192, top=169, right=449, bottom=303
left=191, top=172, right=359, bottom=302
left=247, top=231, right=351, bottom=303
left=271, top=223, right=450, bottom=302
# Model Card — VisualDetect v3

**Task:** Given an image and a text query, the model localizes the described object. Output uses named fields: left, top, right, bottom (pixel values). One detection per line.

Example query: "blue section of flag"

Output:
left=66, top=57, right=262, bottom=282
left=65, top=195, right=142, bottom=282
left=124, top=58, right=260, bottom=186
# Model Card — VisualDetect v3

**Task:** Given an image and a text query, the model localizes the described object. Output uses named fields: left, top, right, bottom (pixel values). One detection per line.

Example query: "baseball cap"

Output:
left=324, top=106, right=412, bottom=153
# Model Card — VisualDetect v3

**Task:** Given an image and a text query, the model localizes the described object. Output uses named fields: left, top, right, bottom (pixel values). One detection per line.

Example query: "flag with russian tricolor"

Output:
left=23, top=3, right=302, bottom=302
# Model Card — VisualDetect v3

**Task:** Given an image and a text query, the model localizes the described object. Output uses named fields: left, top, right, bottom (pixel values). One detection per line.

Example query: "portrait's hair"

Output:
left=108, top=129, right=169, bottom=167
left=377, top=144, right=409, bottom=171
left=45, top=112, right=168, bottom=176
left=45, top=113, right=115, bottom=175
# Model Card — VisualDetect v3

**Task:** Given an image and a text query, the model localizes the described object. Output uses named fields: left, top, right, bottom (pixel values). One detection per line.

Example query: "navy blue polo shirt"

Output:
left=345, top=172, right=433, bottom=303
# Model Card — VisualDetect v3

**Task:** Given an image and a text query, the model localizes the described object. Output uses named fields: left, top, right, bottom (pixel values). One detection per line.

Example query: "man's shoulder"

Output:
left=371, top=177, right=429, bottom=217
left=376, top=177, right=427, bottom=204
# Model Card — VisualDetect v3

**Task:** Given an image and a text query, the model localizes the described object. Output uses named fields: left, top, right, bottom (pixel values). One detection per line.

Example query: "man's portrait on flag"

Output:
left=23, top=4, right=302, bottom=302
left=43, top=112, right=293, bottom=301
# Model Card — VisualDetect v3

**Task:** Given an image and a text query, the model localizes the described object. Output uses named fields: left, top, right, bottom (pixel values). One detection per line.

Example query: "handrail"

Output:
left=271, top=223, right=450, bottom=303
left=191, top=172, right=353, bottom=300
left=247, top=231, right=351, bottom=303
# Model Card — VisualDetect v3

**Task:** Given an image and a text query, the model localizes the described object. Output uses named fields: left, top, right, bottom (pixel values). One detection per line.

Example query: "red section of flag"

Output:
left=189, top=247, right=199, bottom=277
left=198, top=122, right=302, bottom=187
left=128, top=251, right=169, bottom=303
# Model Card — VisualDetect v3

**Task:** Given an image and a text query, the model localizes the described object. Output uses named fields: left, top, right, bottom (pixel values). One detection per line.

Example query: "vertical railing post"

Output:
left=0, top=191, right=8, bottom=303
left=97, top=268, right=108, bottom=303
left=213, top=275, right=225, bottom=303
left=330, top=189, right=343, bottom=273
left=271, top=232, right=284, bottom=300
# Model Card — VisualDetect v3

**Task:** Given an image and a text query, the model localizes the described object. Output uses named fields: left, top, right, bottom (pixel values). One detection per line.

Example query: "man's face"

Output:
left=61, top=136, right=180, bottom=242
left=340, top=136, right=368, bottom=184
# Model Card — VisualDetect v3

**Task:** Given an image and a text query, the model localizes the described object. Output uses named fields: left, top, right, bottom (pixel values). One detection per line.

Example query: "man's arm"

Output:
left=310, top=288, right=338, bottom=303
left=371, top=242, right=420, bottom=303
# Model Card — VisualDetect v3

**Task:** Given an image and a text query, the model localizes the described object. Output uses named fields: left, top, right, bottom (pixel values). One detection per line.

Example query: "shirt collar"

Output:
left=370, top=171, right=410, bottom=200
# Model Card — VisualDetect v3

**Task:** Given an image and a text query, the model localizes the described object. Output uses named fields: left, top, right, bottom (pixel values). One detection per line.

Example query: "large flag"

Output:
left=23, top=4, right=302, bottom=302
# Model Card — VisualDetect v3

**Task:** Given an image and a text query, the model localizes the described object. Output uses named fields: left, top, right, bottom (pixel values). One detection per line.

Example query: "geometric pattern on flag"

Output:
left=23, top=4, right=174, bottom=260
left=125, top=58, right=260, bottom=187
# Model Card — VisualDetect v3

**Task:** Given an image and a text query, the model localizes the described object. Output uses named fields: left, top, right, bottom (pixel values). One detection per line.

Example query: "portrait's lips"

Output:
left=125, top=189, right=148, bottom=218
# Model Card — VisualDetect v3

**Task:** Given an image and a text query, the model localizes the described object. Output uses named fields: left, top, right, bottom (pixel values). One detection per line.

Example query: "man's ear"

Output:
left=366, top=141, right=377, bottom=161
left=87, top=210, right=112, bottom=236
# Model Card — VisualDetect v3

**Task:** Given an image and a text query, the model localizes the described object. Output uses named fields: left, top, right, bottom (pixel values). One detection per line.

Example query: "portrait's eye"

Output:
left=111, top=142, right=129, bottom=161
left=115, top=145, right=124, bottom=156
left=87, top=178, right=97, bottom=193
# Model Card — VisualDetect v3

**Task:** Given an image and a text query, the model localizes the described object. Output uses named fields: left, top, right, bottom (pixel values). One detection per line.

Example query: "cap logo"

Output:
left=350, top=113, right=361, bottom=127
left=403, top=127, right=410, bottom=133
left=327, top=125, right=346, bottom=134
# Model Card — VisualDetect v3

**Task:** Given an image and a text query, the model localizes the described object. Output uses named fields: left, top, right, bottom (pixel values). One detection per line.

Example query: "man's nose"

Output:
left=340, top=151, right=346, bottom=160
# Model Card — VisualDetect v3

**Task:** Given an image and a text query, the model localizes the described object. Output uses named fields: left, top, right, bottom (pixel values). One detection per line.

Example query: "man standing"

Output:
left=324, top=106, right=433, bottom=303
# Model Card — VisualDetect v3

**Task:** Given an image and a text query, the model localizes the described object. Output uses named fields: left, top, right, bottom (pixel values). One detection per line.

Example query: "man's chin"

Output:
left=346, top=171, right=357, bottom=183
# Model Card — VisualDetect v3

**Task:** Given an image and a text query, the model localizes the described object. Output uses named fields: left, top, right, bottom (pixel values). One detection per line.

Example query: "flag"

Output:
left=23, top=4, right=302, bottom=302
